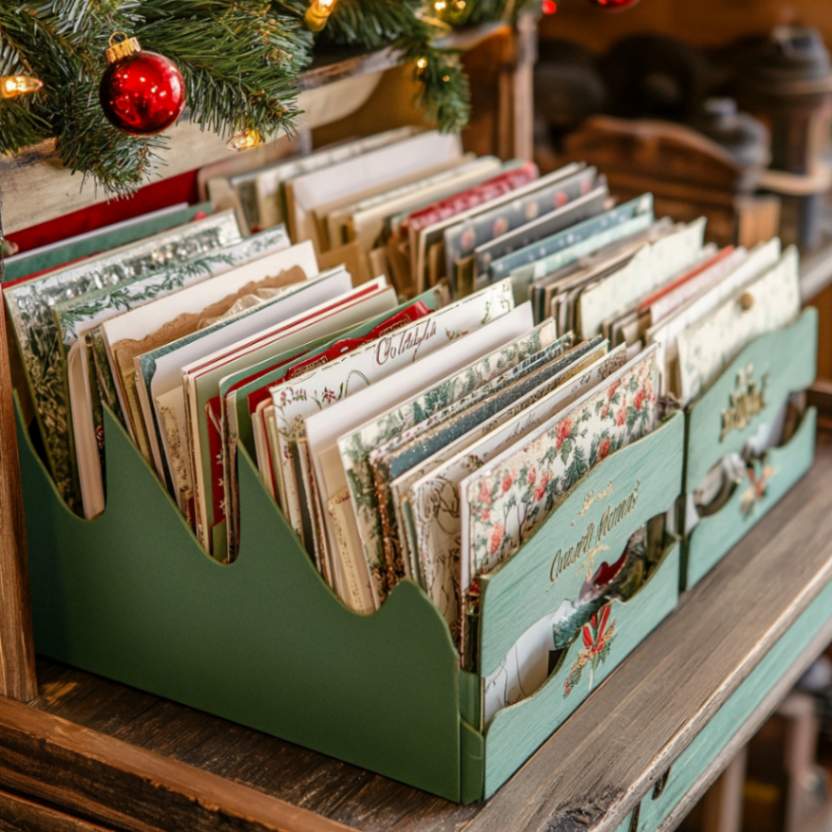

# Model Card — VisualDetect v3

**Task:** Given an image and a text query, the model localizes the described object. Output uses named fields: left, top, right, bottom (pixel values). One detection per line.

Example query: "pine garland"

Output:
left=0, top=1, right=538, bottom=194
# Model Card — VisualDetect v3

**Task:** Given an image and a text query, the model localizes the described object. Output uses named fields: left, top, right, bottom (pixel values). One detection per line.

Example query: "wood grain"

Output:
left=0, top=789, right=114, bottom=832
left=0, top=214, right=36, bottom=703
left=0, top=695, right=358, bottom=832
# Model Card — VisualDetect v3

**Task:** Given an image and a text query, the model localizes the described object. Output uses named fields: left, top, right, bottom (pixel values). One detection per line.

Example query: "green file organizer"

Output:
left=683, top=309, right=818, bottom=591
left=19, top=397, right=684, bottom=802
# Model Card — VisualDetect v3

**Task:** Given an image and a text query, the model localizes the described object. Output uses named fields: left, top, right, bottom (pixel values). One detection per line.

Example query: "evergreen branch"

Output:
left=0, top=0, right=532, bottom=191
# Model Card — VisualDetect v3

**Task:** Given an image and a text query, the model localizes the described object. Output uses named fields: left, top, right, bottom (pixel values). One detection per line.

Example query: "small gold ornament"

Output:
left=305, top=0, right=338, bottom=32
left=229, top=128, right=264, bottom=151
left=0, top=74, right=43, bottom=100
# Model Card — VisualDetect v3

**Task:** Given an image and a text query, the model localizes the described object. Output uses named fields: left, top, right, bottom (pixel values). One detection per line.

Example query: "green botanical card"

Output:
left=5, top=210, right=241, bottom=509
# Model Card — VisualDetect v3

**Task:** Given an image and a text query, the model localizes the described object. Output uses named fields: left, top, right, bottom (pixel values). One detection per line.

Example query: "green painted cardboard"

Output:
left=21, top=404, right=464, bottom=801
left=683, top=309, right=818, bottom=590
left=635, top=576, right=832, bottom=831
left=19, top=402, right=685, bottom=802
left=686, top=409, right=816, bottom=589
left=685, top=309, right=818, bottom=492
left=484, top=537, right=681, bottom=798
left=479, top=412, right=684, bottom=678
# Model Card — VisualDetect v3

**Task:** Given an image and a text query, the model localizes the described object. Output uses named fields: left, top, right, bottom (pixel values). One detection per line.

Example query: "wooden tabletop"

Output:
left=0, top=435, right=828, bottom=831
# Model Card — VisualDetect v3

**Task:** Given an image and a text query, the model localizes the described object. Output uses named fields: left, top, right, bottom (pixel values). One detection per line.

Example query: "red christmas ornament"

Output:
left=100, top=34, right=186, bottom=135
left=589, top=0, right=640, bottom=8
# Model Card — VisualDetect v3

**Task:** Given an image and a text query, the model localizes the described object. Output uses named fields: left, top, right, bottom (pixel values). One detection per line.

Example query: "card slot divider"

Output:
left=482, top=535, right=682, bottom=798
left=684, top=308, right=818, bottom=493
left=684, top=406, right=817, bottom=590
left=477, top=409, right=685, bottom=679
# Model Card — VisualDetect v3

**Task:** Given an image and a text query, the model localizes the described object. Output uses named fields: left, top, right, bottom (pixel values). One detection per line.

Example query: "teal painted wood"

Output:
left=483, top=538, right=681, bottom=799
left=614, top=815, right=634, bottom=832
left=686, top=409, right=816, bottom=589
left=461, top=720, right=486, bottom=803
left=636, top=574, right=832, bottom=831
left=685, top=309, right=818, bottom=491
left=479, top=411, right=685, bottom=678
left=20, top=404, right=466, bottom=801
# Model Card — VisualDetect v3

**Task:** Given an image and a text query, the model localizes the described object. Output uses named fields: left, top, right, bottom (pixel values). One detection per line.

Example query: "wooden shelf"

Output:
left=0, top=434, right=827, bottom=831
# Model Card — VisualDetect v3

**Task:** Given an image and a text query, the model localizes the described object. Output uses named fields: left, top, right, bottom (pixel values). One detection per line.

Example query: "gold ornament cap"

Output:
left=106, top=33, right=142, bottom=64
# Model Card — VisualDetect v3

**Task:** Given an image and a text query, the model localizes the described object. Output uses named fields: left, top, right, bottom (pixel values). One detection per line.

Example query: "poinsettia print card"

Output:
left=459, top=344, right=661, bottom=597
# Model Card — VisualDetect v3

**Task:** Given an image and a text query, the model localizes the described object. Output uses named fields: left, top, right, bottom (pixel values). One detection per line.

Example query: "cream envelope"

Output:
left=184, top=278, right=396, bottom=555
left=102, top=242, right=319, bottom=471
left=256, top=127, right=417, bottom=232
left=647, top=239, right=781, bottom=395
left=271, top=279, right=516, bottom=612
left=578, top=218, right=707, bottom=338
left=337, top=157, right=502, bottom=253
left=286, top=131, right=463, bottom=249
left=307, top=304, right=535, bottom=607
left=144, top=269, right=353, bottom=524
left=676, top=246, right=801, bottom=404
left=319, top=156, right=495, bottom=251
left=407, top=344, right=624, bottom=636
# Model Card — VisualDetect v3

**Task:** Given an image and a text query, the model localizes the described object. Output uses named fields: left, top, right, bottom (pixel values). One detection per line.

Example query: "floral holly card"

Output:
left=367, top=336, right=599, bottom=591
left=459, top=344, right=661, bottom=593
left=406, top=344, right=626, bottom=637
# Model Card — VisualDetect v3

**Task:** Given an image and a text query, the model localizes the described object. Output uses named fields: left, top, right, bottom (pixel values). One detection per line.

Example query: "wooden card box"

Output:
left=683, top=309, right=819, bottom=590
left=17, top=396, right=684, bottom=803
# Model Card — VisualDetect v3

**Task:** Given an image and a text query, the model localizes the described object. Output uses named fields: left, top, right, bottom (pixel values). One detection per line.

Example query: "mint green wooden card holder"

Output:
left=683, top=309, right=818, bottom=591
left=18, top=393, right=684, bottom=802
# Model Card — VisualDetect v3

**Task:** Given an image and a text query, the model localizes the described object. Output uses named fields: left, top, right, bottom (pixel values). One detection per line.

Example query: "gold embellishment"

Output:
left=720, top=364, right=768, bottom=441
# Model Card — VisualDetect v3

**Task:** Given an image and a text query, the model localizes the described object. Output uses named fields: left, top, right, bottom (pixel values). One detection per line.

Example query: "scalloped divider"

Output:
left=19, top=401, right=466, bottom=801
left=483, top=535, right=681, bottom=799
left=478, top=410, right=685, bottom=679
left=685, top=407, right=816, bottom=590
left=685, top=308, right=818, bottom=492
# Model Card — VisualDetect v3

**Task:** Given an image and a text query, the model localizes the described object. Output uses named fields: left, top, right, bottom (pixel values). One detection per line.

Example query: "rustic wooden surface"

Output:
left=0, top=435, right=823, bottom=832
left=0, top=210, right=36, bottom=703
left=0, top=789, right=114, bottom=832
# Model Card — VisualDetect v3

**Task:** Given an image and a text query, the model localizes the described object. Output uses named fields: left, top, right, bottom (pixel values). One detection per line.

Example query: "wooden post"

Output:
left=0, top=211, right=37, bottom=702
left=700, top=748, right=748, bottom=832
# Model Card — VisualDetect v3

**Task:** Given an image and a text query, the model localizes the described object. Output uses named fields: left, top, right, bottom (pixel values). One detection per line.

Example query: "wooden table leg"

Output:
left=0, top=227, right=37, bottom=702
left=699, top=747, right=748, bottom=832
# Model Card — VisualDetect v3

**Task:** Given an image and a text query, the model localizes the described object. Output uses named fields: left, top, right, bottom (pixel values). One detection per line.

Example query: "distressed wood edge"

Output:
left=0, top=787, right=115, bottom=831
left=0, top=204, right=37, bottom=703
left=655, top=611, right=832, bottom=832
left=0, top=695, right=358, bottom=832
